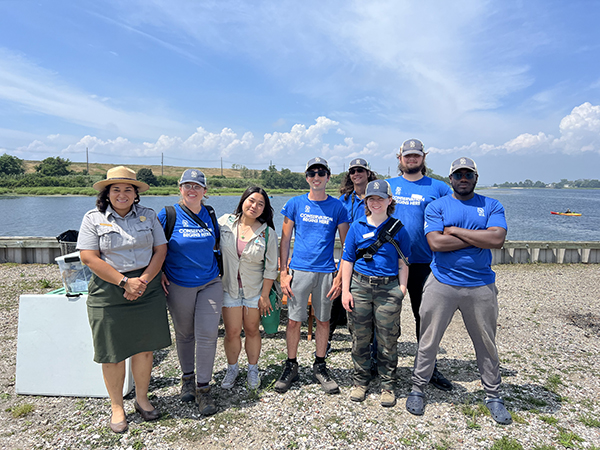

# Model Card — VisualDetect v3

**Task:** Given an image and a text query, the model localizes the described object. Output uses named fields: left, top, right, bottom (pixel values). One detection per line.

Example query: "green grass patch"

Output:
left=539, top=415, right=559, bottom=425
left=490, top=436, right=523, bottom=450
left=7, top=403, right=34, bottom=418
left=544, top=374, right=563, bottom=394
left=579, top=414, right=600, bottom=428
left=557, top=428, right=584, bottom=448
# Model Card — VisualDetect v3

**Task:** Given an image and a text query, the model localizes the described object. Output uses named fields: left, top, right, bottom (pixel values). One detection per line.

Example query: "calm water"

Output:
left=1, top=189, right=599, bottom=241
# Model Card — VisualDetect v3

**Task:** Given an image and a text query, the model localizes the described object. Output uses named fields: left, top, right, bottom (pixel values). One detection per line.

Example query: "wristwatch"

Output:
left=118, top=276, right=128, bottom=288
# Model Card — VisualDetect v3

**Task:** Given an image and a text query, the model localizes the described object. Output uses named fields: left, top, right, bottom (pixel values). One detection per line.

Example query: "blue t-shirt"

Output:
left=281, top=194, right=350, bottom=273
left=158, top=204, right=220, bottom=287
left=342, top=217, right=411, bottom=277
left=424, top=194, right=507, bottom=287
left=339, top=191, right=366, bottom=223
left=388, top=176, right=452, bottom=264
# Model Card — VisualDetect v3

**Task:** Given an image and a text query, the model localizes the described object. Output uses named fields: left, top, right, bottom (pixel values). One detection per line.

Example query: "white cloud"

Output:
left=429, top=102, right=600, bottom=156
left=255, top=116, right=339, bottom=157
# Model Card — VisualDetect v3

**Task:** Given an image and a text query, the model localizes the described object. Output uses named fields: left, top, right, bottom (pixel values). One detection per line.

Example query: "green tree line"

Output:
left=494, top=178, right=600, bottom=188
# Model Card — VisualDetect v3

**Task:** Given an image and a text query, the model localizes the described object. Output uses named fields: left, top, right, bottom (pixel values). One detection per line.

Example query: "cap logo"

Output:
left=354, top=159, right=359, bottom=165
left=374, top=182, right=380, bottom=189
left=315, top=157, right=321, bottom=162
left=460, top=158, right=467, bottom=165
left=410, top=141, right=416, bottom=148
left=191, top=170, right=198, bottom=177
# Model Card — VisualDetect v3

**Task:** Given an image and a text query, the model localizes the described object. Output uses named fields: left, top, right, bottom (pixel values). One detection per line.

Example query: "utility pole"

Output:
left=221, top=158, right=223, bottom=176
left=86, top=147, right=89, bottom=174
left=161, top=153, right=164, bottom=176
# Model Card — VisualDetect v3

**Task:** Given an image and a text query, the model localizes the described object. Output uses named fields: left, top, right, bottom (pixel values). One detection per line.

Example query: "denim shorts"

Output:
left=223, top=289, right=261, bottom=309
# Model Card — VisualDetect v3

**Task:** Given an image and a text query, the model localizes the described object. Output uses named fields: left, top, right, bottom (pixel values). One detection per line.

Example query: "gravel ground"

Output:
left=1, top=263, right=599, bottom=450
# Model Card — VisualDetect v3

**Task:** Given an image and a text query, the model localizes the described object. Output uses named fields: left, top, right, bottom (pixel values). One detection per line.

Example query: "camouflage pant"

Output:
left=347, top=275, right=404, bottom=390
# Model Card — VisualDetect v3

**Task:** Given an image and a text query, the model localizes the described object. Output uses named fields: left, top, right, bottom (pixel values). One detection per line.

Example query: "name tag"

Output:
left=362, top=232, right=375, bottom=239
left=99, top=223, right=113, bottom=227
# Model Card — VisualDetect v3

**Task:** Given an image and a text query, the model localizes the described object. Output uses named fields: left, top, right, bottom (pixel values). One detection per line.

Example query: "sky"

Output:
left=1, top=0, right=600, bottom=185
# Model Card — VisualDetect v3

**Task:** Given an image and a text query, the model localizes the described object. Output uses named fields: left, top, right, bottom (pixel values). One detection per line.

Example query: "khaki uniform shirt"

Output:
left=77, top=204, right=167, bottom=272
left=218, top=214, right=279, bottom=299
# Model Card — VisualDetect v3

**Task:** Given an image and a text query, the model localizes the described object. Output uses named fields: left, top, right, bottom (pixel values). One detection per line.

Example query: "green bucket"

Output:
left=260, top=291, right=281, bottom=334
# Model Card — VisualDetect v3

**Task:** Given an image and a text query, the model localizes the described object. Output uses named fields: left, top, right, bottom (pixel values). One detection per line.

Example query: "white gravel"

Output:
left=1, top=263, right=599, bottom=450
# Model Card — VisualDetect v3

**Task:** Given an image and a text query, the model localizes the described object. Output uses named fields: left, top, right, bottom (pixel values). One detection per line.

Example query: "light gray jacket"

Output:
left=218, top=214, right=279, bottom=299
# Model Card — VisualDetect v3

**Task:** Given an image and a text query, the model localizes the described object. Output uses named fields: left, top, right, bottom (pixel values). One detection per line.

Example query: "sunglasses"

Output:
left=349, top=168, right=365, bottom=175
left=181, top=183, right=205, bottom=191
left=306, top=169, right=328, bottom=178
left=451, top=172, right=476, bottom=180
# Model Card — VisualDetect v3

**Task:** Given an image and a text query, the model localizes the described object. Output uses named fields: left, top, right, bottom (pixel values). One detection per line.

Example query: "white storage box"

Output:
left=55, top=251, right=92, bottom=294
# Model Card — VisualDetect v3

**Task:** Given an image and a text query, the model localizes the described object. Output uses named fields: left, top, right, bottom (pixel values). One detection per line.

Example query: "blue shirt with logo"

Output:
left=281, top=194, right=350, bottom=273
left=342, top=217, right=411, bottom=277
left=424, top=193, right=507, bottom=287
left=388, top=176, right=452, bottom=264
left=158, top=204, right=220, bottom=287
left=339, top=191, right=366, bottom=223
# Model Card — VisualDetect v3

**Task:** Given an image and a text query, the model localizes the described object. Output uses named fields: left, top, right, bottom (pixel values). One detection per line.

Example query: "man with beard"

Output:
left=405, top=157, right=512, bottom=425
left=387, top=139, right=453, bottom=391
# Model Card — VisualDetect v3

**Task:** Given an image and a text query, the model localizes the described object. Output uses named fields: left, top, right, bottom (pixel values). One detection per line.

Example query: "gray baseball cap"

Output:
left=306, top=157, right=330, bottom=172
left=401, top=139, right=425, bottom=156
left=449, top=157, right=478, bottom=176
left=348, top=157, right=370, bottom=170
left=365, top=180, right=391, bottom=199
left=179, top=169, right=207, bottom=187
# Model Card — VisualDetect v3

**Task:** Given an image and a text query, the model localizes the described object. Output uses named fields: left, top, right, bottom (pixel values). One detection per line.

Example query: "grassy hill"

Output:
left=22, top=160, right=244, bottom=179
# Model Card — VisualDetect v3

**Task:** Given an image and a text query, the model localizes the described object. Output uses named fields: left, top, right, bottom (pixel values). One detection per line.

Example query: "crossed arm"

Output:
left=426, top=226, right=506, bottom=252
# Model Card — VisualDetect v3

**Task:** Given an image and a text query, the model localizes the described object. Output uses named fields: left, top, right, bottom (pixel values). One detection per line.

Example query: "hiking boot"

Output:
left=274, top=360, right=299, bottom=393
left=430, top=366, right=453, bottom=391
left=221, top=364, right=239, bottom=390
left=312, top=362, right=340, bottom=394
left=196, top=386, right=217, bottom=416
left=180, top=374, right=196, bottom=403
left=247, top=365, right=261, bottom=390
left=350, top=385, right=368, bottom=402
left=380, top=389, right=396, bottom=407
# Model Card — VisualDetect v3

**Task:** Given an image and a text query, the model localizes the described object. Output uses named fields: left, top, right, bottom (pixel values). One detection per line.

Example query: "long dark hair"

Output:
left=96, top=184, right=140, bottom=213
left=234, top=186, right=275, bottom=229
left=340, top=169, right=379, bottom=200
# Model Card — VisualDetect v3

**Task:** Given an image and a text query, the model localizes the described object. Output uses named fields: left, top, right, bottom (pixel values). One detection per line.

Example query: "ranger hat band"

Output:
left=365, top=180, right=391, bottom=199
left=93, top=166, right=150, bottom=192
left=401, top=139, right=425, bottom=156
left=348, top=158, right=370, bottom=170
left=179, top=169, right=207, bottom=187
left=449, top=157, right=478, bottom=175
left=306, top=156, right=330, bottom=172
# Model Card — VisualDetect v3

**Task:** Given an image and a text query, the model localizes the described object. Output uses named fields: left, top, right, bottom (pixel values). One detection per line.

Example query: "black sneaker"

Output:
left=430, top=367, right=453, bottom=391
left=312, top=362, right=340, bottom=394
left=274, top=360, right=299, bottom=393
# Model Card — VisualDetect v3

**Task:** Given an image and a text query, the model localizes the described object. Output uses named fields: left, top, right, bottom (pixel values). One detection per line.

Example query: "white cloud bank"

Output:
left=428, top=103, right=600, bottom=156
left=4, top=103, right=600, bottom=172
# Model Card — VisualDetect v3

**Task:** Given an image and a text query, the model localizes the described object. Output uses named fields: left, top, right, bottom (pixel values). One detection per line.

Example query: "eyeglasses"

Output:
left=306, top=169, right=328, bottom=178
left=451, top=172, right=476, bottom=180
left=349, top=168, right=365, bottom=175
left=181, top=183, right=204, bottom=190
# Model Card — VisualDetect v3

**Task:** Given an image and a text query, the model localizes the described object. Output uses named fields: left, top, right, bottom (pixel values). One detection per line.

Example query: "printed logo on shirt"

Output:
left=478, top=207, right=485, bottom=217
left=182, top=219, right=190, bottom=227
left=395, top=187, right=401, bottom=195
left=393, top=193, right=425, bottom=206
left=424, top=220, right=428, bottom=229
left=305, top=205, right=310, bottom=213
left=300, top=212, right=334, bottom=225
left=179, top=228, right=212, bottom=238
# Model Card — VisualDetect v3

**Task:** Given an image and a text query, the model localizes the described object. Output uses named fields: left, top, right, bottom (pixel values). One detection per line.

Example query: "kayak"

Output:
left=551, top=211, right=582, bottom=216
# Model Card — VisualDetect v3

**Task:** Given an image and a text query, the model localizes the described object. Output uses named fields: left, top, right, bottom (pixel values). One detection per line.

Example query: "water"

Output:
left=1, top=189, right=599, bottom=241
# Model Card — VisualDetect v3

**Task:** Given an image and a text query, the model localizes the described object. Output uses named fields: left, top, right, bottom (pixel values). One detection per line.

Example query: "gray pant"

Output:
left=167, top=277, right=223, bottom=385
left=412, top=275, right=501, bottom=397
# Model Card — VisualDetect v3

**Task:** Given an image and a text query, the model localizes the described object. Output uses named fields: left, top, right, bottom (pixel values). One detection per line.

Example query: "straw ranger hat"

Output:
left=92, top=166, right=150, bottom=192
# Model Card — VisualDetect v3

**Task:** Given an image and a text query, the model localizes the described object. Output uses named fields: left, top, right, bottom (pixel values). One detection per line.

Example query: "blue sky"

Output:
left=1, top=0, right=600, bottom=185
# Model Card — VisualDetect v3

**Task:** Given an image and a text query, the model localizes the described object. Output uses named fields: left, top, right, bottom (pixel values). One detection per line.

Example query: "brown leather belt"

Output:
left=353, top=271, right=398, bottom=285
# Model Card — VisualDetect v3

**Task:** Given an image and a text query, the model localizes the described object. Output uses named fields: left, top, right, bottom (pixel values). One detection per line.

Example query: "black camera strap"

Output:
left=355, top=218, right=410, bottom=266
